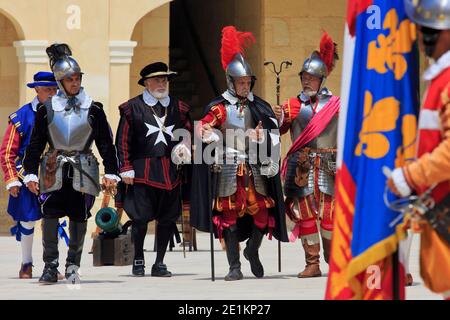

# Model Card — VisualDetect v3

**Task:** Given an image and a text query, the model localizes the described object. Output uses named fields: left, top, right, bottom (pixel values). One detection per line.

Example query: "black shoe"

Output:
left=243, top=247, right=264, bottom=278
left=39, top=267, right=58, bottom=284
left=151, top=262, right=172, bottom=277
left=132, top=259, right=145, bottom=277
left=224, top=268, right=243, bottom=281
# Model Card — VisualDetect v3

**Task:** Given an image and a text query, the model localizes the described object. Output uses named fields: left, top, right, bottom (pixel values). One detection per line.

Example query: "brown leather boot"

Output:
left=297, top=242, right=322, bottom=278
left=405, top=273, right=413, bottom=286
left=322, top=237, right=332, bottom=264
left=19, top=263, right=32, bottom=279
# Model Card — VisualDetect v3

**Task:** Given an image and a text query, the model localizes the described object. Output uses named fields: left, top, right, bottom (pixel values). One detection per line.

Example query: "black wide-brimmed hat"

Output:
left=138, top=62, right=177, bottom=86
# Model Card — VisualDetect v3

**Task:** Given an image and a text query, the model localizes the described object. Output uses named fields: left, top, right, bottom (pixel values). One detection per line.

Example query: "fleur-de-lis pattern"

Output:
left=355, top=91, right=400, bottom=159
left=367, top=8, right=416, bottom=80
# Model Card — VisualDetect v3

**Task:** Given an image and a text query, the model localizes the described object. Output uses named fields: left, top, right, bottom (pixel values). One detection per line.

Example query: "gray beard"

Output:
left=303, top=89, right=317, bottom=97
left=150, top=89, right=169, bottom=99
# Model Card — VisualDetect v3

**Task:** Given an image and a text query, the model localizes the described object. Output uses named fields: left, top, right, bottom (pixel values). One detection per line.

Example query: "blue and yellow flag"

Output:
left=326, top=0, right=419, bottom=300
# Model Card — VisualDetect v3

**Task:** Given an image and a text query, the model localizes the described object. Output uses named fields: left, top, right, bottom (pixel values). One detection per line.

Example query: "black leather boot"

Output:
left=132, top=259, right=145, bottom=277
left=39, top=218, right=59, bottom=284
left=223, top=227, right=243, bottom=281
left=243, top=225, right=265, bottom=278
left=39, top=266, right=58, bottom=284
left=65, top=221, right=87, bottom=279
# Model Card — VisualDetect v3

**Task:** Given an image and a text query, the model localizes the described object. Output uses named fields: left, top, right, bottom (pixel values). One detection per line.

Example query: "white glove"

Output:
left=171, top=142, right=191, bottom=165
left=202, top=131, right=220, bottom=144
left=391, top=167, right=412, bottom=197
left=260, top=160, right=279, bottom=178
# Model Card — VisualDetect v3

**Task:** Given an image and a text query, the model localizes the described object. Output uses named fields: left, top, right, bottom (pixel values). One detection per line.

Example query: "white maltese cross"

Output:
left=145, top=115, right=174, bottom=146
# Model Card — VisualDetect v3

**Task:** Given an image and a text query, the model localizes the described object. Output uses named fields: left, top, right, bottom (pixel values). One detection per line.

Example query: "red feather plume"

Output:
left=221, top=26, right=256, bottom=71
left=319, top=31, right=338, bottom=75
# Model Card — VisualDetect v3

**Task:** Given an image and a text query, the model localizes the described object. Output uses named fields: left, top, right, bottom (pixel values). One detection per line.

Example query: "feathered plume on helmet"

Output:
left=46, top=43, right=73, bottom=70
left=318, top=31, right=339, bottom=76
left=221, top=26, right=256, bottom=71
left=45, top=43, right=82, bottom=83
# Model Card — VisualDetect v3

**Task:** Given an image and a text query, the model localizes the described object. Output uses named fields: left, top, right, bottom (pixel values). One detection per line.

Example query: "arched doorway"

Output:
left=130, top=3, right=171, bottom=99
left=130, top=0, right=263, bottom=120
left=0, top=12, right=21, bottom=234
left=168, top=0, right=263, bottom=119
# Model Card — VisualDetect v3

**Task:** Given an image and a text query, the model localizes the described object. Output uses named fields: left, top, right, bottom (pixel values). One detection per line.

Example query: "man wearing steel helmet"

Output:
left=387, top=0, right=450, bottom=299
left=275, top=32, right=340, bottom=278
left=23, top=44, right=120, bottom=284
left=191, top=26, right=288, bottom=281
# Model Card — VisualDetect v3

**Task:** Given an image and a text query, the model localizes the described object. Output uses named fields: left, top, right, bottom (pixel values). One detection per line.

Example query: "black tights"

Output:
left=132, top=222, right=148, bottom=260
left=132, top=221, right=174, bottom=264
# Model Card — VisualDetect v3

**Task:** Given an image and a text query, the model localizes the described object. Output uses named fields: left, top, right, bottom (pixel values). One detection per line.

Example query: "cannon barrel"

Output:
left=95, top=207, right=122, bottom=235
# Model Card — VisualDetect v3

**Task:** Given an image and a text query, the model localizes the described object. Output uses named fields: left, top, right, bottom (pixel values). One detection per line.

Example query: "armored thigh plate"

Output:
left=283, top=150, right=314, bottom=198
left=249, top=164, right=268, bottom=196
left=217, top=163, right=239, bottom=197
left=317, top=153, right=336, bottom=196
left=72, top=153, right=100, bottom=196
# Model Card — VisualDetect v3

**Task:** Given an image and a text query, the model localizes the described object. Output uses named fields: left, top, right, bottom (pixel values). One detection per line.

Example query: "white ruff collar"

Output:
left=52, top=88, right=93, bottom=112
left=143, top=89, right=170, bottom=108
left=424, top=50, right=450, bottom=81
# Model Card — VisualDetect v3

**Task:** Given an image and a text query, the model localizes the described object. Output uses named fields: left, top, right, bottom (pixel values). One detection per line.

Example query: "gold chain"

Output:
left=149, top=104, right=168, bottom=131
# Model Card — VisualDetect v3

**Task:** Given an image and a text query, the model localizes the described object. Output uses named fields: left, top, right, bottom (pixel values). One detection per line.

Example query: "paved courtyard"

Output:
left=0, top=228, right=441, bottom=300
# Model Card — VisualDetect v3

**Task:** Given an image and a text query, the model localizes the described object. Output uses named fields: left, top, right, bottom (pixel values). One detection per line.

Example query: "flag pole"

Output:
left=392, top=245, right=400, bottom=300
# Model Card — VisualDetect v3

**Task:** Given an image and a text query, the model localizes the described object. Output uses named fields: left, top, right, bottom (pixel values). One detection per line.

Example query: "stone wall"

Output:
left=0, top=13, right=19, bottom=235
left=261, top=0, right=347, bottom=154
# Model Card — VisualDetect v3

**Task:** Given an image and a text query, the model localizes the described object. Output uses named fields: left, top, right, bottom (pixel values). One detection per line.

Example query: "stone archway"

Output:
left=129, top=3, right=171, bottom=100
left=0, top=11, right=21, bottom=234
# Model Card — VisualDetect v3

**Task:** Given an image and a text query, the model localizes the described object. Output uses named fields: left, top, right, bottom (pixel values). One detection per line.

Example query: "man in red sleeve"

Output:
left=191, top=26, right=288, bottom=281
left=275, top=32, right=340, bottom=278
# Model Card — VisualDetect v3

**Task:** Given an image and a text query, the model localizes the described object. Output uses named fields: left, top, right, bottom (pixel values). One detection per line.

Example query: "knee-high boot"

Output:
left=298, top=239, right=322, bottom=278
left=243, top=225, right=265, bottom=278
left=223, top=227, right=243, bottom=281
left=65, top=221, right=87, bottom=277
left=39, top=218, right=60, bottom=283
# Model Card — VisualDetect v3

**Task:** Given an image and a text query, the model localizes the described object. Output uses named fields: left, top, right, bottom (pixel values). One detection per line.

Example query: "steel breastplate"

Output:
left=47, top=103, right=93, bottom=152
left=217, top=102, right=267, bottom=197
left=223, top=103, right=255, bottom=156
left=290, top=95, right=334, bottom=146
left=285, top=95, right=337, bottom=197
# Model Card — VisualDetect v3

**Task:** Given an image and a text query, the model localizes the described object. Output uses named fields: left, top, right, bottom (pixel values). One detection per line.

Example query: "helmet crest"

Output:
left=221, top=26, right=256, bottom=71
